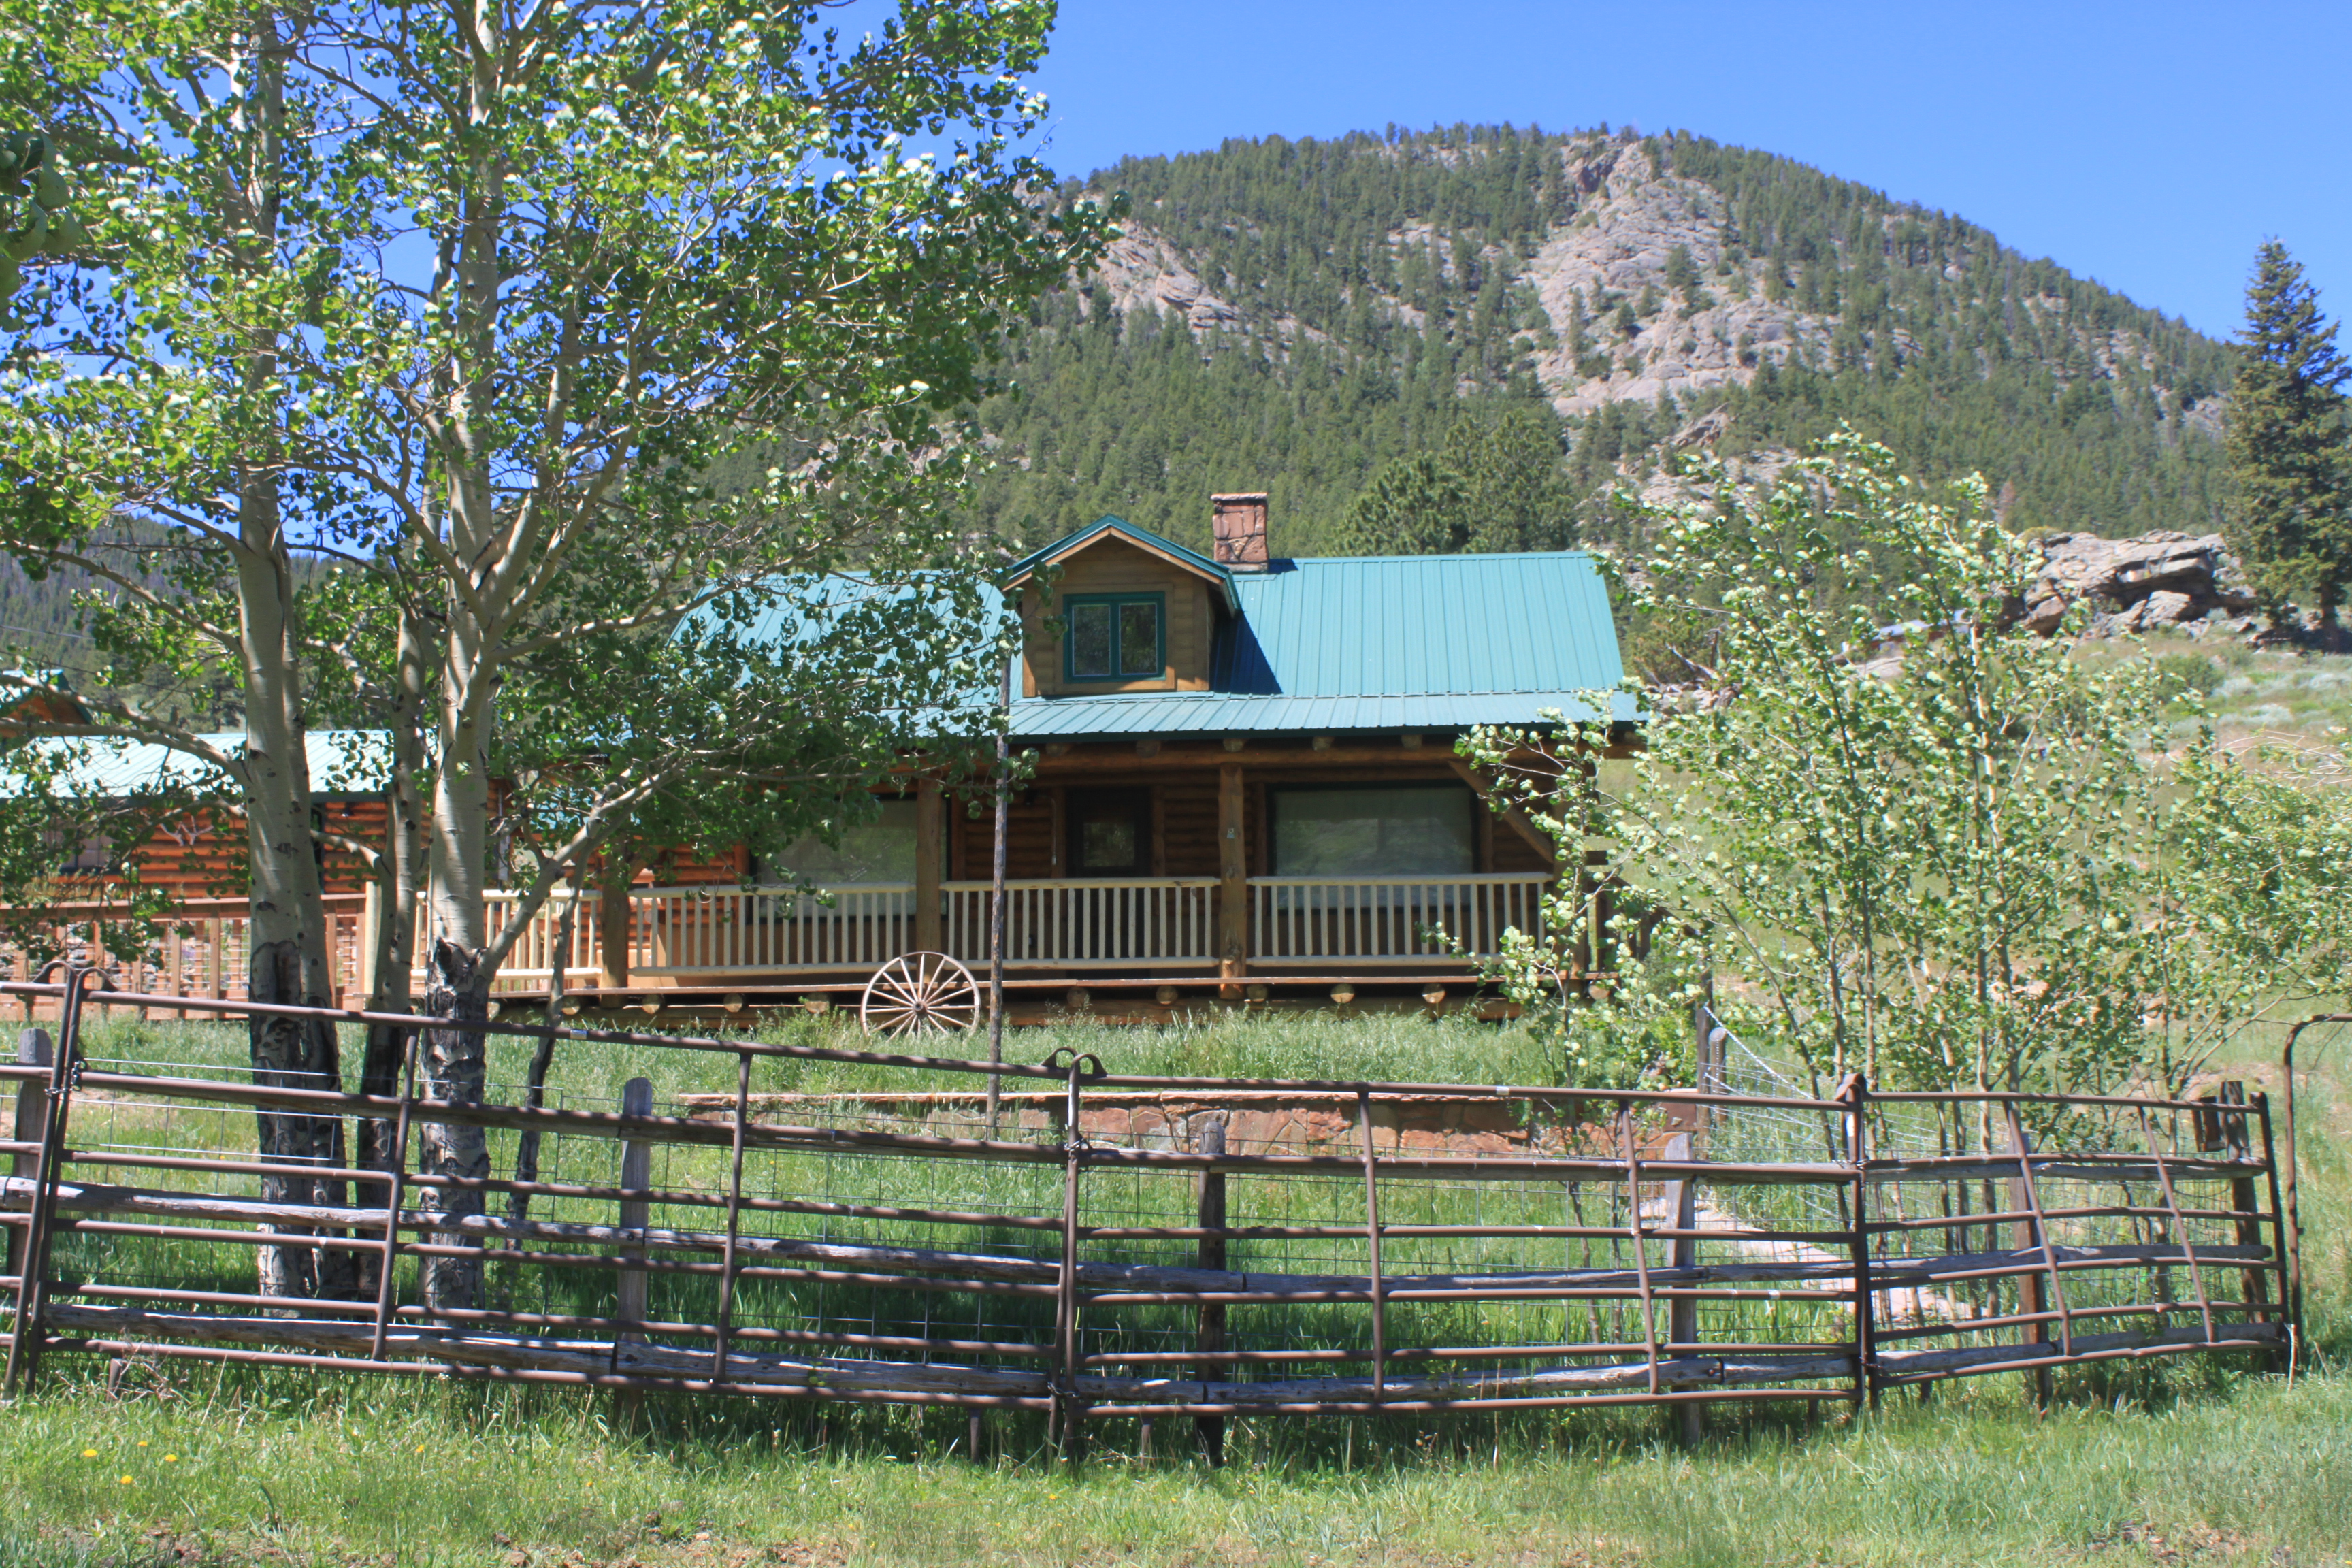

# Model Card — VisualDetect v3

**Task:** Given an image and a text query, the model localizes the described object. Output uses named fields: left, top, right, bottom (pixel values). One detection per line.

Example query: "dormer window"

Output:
left=1065, top=593, right=1164, bottom=681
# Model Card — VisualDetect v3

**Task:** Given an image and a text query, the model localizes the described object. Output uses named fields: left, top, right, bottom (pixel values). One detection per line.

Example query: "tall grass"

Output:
left=5, top=1004, right=2344, bottom=1567
left=3, top=1360, right=2347, bottom=1567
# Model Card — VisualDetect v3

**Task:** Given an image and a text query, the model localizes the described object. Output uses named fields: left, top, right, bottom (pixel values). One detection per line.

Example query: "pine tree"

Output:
left=1337, top=406, right=1576, bottom=555
left=2225, top=241, right=2352, bottom=623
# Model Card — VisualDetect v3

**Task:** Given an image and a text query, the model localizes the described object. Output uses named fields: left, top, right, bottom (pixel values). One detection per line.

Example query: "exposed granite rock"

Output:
left=1083, top=131, right=2219, bottom=440
left=1092, top=227, right=1321, bottom=342
left=2022, top=530, right=2256, bottom=635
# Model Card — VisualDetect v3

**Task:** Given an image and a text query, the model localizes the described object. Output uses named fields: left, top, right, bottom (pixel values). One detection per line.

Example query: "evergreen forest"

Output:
left=968, top=124, right=2235, bottom=560
left=1, top=124, right=2244, bottom=660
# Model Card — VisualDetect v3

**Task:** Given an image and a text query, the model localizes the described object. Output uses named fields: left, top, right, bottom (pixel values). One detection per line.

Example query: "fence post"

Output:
left=1838, top=1075, right=1876, bottom=1414
left=1056, top=1060, right=1088, bottom=1471
left=5, top=1030, right=52, bottom=1286
left=1659, top=1129, right=1701, bottom=1446
left=1356, top=1092, right=1386, bottom=1413
left=2002, top=1105, right=2061, bottom=1410
left=367, top=1030, right=420, bottom=1362
left=4, top=970, right=90, bottom=1396
left=1194, top=1111, right=1228, bottom=1467
left=2254, top=1091, right=2293, bottom=1375
left=615, top=1075, right=654, bottom=1416
left=1994, top=1105, right=2070, bottom=1410
left=710, top=1053, right=752, bottom=1382
left=2210, top=1083, right=2270, bottom=1344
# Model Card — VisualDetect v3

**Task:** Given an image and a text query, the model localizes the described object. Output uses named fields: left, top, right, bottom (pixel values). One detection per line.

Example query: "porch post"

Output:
left=915, top=778, right=943, bottom=951
left=1218, top=762, right=1247, bottom=994
left=598, top=876, right=632, bottom=992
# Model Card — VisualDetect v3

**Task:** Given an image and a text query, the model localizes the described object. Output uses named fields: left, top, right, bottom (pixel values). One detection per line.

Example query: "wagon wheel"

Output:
left=859, top=951, right=981, bottom=1037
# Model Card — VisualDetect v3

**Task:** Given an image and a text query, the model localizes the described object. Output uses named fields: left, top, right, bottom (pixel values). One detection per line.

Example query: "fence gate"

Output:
left=0, top=974, right=2296, bottom=1462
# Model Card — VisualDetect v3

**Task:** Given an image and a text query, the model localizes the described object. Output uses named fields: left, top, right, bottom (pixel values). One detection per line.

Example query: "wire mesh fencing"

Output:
left=0, top=975, right=2294, bottom=1463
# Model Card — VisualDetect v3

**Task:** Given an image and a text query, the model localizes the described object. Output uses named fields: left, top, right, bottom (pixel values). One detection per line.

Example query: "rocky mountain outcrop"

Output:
left=2021, top=531, right=2257, bottom=636
left=1522, top=144, right=1831, bottom=415
left=1090, top=227, right=1324, bottom=345
left=1087, top=135, right=2220, bottom=433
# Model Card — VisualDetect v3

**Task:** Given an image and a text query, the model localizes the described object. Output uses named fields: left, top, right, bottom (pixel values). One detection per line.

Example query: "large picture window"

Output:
left=1270, top=785, right=1475, bottom=878
left=1064, top=593, right=1164, bottom=681
left=762, top=798, right=917, bottom=885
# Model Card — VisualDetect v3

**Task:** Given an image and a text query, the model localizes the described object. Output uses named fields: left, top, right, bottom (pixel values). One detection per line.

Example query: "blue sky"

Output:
left=1015, top=1, right=2352, bottom=341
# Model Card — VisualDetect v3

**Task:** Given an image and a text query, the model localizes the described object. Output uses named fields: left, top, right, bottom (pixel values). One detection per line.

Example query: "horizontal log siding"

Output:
left=1160, top=777, right=1222, bottom=879
left=80, top=799, right=389, bottom=904
left=1490, top=820, right=1552, bottom=875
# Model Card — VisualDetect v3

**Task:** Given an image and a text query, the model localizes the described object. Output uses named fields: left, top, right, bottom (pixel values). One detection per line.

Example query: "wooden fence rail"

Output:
left=0, top=976, right=2296, bottom=1467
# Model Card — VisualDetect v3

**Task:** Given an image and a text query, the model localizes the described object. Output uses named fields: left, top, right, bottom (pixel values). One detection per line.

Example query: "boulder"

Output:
left=2022, top=531, right=2256, bottom=636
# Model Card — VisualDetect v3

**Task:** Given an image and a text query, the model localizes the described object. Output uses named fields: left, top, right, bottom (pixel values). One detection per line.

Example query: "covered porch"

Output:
left=418, top=738, right=1615, bottom=1017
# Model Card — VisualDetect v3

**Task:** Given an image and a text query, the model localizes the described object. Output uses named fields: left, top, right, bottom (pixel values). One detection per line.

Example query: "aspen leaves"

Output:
left=0, top=133, right=80, bottom=310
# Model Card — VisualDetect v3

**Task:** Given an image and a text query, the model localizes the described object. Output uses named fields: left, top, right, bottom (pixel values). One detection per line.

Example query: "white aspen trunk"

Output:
left=414, top=13, right=511, bottom=1312
left=229, top=10, right=350, bottom=1304
left=355, top=604, right=431, bottom=1304
left=417, top=613, right=495, bottom=1313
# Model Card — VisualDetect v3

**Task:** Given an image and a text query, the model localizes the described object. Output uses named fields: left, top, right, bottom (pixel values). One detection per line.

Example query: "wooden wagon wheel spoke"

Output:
left=860, top=951, right=981, bottom=1036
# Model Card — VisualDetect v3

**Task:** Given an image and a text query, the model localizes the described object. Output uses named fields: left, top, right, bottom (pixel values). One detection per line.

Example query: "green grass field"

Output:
left=5, top=1004, right=2349, bottom=1568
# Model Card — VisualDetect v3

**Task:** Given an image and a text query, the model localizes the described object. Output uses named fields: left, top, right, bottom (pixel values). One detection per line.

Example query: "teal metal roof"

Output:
left=1010, top=550, right=1631, bottom=739
left=5, top=730, right=391, bottom=799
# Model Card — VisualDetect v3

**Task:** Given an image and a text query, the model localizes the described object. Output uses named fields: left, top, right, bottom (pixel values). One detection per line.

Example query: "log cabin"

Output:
left=517, top=493, right=1636, bottom=1020
left=7, top=496, right=1635, bottom=1019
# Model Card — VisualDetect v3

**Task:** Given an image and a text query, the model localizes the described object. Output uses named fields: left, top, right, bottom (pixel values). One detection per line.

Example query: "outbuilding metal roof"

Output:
left=1010, top=545, right=1630, bottom=740
left=5, top=730, right=391, bottom=799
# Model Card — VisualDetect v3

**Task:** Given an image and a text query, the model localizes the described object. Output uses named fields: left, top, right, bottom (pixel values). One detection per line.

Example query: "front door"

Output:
left=1065, top=789, right=1155, bottom=963
left=1066, top=789, right=1151, bottom=877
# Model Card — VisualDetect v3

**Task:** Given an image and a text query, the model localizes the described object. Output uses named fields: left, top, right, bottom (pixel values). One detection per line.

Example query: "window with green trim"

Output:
left=1064, top=593, right=1164, bottom=681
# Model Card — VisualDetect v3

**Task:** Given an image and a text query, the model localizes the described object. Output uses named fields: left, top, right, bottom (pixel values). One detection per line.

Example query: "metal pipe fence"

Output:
left=0, top=974, right=2293, bottom=1463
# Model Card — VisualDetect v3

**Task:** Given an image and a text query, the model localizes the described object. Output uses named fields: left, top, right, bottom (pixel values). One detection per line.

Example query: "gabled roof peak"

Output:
left=1002, top=517, right=1240, bottom=613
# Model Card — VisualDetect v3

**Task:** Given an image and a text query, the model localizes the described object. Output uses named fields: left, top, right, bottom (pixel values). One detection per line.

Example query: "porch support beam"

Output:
left=1218, top=762, right=1247, bottom=994
left=598, top=877, right=632, bottom=990
left=1022, top=742, right=1629, bottom=775
left=1443, top=759, right=1560, bottom=872
left=915, top=779, right=944, bottom=951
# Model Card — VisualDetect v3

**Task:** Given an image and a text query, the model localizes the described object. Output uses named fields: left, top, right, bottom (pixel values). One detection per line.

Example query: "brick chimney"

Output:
left=1210, top=492, right=1269, bottom=572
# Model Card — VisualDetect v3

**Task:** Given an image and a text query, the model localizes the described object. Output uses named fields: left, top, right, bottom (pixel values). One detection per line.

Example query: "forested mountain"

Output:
left=969, top=125, right=2234, bottom=559
left=0, top=556, right=97, bottom=671
left=3, top=125, right=2238, bottom=661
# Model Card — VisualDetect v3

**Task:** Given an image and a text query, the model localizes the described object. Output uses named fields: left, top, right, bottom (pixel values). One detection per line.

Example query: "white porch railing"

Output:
left=3, top=896, right=370, bottom=1014
left=944, top=878, right=1218, bottom=970
left=442, top=871, right=1551, bottom=989
left=475, top=887, right=602, bottom=990
left=1247, top=872, right=1550, bottom=965
left=445, top=883, right=919, bottom=990
left=634, top=884, right=917, bottom=975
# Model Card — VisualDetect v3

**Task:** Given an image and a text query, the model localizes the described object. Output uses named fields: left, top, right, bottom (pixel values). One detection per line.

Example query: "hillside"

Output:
left=1, top=126, right=2240, bottom=657
left=970, top=125, right=2234, bottom=558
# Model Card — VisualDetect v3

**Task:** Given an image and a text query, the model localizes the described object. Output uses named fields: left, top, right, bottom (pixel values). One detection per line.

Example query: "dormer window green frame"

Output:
left=1063, top=592, right=1166, bottom=681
